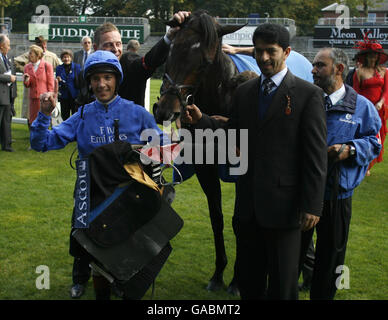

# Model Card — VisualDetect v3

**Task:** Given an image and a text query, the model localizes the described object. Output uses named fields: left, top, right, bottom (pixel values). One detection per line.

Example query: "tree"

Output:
left=344, top=0, right=386, bottom=17
left=0, top=0, right=20, bottom=24
left=67, top=0, right=96, bottom=15
left=90, top=0, right=127, bottom=16
left=274, top=0, right=333, bottom=35
left=5, top=0, right=75, bottom=32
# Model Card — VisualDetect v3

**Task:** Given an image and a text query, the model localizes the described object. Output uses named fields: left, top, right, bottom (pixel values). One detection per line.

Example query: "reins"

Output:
left=159, top=72, right=197, bottom=121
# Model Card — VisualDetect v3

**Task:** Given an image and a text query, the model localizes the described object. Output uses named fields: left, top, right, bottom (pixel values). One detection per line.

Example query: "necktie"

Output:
left=325, top=96, right=332, bottom=111
left=2, top=55, right=9, bottom=71
left=84, top=51, right=88, bottom=64
left=262, top=78, right=276, bottom=96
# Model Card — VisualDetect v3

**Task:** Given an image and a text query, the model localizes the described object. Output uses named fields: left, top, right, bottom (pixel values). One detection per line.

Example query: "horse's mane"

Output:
left=187, top=10, right=219, bottom=50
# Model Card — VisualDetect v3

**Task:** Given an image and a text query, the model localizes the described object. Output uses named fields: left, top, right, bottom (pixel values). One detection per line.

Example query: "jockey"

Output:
left=30, top=50, right=168, bottom=158
left=29, top=50, right=170, bottom=300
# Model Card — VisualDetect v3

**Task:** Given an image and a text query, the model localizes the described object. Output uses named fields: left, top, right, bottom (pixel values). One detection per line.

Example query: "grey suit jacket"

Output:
left=0, top=55, right=13, bottom=106
left=73, top=50, right=89, bottom=67
left=10, top=56, right=17, bottom=104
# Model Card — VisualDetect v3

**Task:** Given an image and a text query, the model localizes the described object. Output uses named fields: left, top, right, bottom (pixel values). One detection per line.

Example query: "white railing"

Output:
left=31, top=16, right=149, bottom=26
left=318, top=17, right=388, bottom=26
left=216, top=17, right=295, bottom=26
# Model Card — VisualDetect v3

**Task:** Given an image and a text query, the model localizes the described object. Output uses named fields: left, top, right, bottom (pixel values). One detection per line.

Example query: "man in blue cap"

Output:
left=30, top=50, right=168, bottom=299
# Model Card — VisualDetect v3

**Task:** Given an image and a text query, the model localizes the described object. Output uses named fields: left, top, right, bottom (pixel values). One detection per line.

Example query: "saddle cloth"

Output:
left=73, top=140, right=184, bottom=298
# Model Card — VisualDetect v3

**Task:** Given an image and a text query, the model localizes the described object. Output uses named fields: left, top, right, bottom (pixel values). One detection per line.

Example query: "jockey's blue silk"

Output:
left=228, top=51, right=314, bottom=83
left=30, top=96, right=169, bottom=159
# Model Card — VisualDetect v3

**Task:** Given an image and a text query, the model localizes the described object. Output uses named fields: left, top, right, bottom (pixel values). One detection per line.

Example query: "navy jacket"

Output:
left=56, top=62, right=81, bottom=100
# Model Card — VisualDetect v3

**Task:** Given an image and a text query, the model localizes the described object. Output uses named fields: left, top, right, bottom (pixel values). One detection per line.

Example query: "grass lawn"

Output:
left=0, top=79, right=387, bottom=300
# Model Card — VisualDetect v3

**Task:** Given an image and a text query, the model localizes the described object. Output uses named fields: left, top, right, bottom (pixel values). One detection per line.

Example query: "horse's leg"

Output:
left=225, top=187, right=240, bottom=296
left=227, top=243, right=240, bottom=296
left=194, top=164, right=227, bottom=291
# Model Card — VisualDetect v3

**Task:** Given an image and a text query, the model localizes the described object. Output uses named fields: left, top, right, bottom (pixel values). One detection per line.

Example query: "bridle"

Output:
left=157, top=48, right=215, bottom=121
left=159, top=72, right=196, bottom=121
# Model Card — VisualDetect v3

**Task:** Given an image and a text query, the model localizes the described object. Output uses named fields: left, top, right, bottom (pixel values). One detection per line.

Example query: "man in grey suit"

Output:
left=0, top=34, right=17, bottom=152
left=182, top=23, right=327, bottom=299
left=73, top=36, right=92, bottom=68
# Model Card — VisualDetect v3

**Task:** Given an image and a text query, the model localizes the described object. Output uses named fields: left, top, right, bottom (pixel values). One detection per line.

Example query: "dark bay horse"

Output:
left=153, top=10, right=246, bottom=294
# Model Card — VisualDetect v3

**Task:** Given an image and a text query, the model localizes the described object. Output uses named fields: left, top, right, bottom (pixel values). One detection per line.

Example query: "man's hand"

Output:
left=210, top=115, right=229, bottom=122
left=173, top=11, right=191, bottom=24
left=166, top=11, right=191, bottom=41
left=328, top=144, right=351, bottom=161
left=40, top=79, right=59, bottom=116
left=222, top=43, right=254, bottom=56
left=375, top=100, right=383, bottom=111
left=300, top=212, right=320, bottom=231
left=181, top=104, right=202, bottom=125
left=222, top=43, right=239, bottom=55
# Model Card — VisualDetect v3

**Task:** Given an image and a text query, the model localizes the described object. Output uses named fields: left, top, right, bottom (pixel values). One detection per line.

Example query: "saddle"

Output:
left=72, top=140, right=183, bottom=299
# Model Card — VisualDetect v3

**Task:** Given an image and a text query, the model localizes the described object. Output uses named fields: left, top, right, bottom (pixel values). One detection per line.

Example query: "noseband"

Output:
left=158, top=46, right=215, bottom=121
left=158, top=73, right=196, bottom=121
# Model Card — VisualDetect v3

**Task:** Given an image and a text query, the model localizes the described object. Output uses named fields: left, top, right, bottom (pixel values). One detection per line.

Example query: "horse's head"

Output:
left=153, top=10, right=244, bottom=124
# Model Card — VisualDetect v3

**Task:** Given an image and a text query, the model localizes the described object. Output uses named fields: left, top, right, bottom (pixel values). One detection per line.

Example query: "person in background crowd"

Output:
left=73, top=36, right=93, bottom=68
left=126, top=39, right=140, bottom=53
left=300, top=47, right=381, bottom=300
left=56, top=49, right=81, bottom=121
left=23, top=45, right=54, bottom=126
left=70, top=11, right=191, bottom=299
left=34, top=36, right=62, bottom=70
left=352, top=33, right=388, bottom=176
left=344, top=61, right=361, bottom=87
left=15, top=36, right=62, bottom=124
left=0, top=24, right=9, bottom=35
left=0, top=34, right=17, bottom=152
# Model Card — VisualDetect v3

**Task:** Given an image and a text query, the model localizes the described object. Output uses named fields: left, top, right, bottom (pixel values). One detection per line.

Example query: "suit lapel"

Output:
left=26, top=64, right=37, bottom=84
left=248, top=77, right=260, bottom=131
left=36, top=60, right=45, bottom=76
left=0, top=56, right=6, bottom=73
left=257, top=70, right=295, bottom=135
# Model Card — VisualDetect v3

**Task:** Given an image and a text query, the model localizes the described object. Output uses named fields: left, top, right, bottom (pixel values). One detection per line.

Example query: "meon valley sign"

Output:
left=314, top=26, right=388, bottom=48
left=28, top=23, right=146, bottom=43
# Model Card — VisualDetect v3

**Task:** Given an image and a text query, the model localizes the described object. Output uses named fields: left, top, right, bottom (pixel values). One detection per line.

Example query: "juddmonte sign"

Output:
left=29, top=23, right=146, bottom=43
left=314, top=26, right=388, bottom=48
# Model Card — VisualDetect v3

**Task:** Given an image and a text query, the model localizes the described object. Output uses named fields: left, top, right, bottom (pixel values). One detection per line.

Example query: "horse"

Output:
left=152, top=10, right=314, bottom=294
left=153, top=10, right=245, bottom=294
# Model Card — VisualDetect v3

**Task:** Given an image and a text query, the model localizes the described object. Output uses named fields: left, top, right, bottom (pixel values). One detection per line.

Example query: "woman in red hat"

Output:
left=353, top=32, right=388, bottom=175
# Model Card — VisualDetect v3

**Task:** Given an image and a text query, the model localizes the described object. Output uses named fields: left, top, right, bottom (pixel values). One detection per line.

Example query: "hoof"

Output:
left=206, top=279, right=225, bottom=292
left=227, top=283, right=240, bottom=296
left=70, top=283, right=86, bottom=299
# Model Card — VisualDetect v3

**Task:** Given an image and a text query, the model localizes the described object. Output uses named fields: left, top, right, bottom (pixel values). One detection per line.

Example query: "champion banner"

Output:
left=74, top=159, right=90, bottom=228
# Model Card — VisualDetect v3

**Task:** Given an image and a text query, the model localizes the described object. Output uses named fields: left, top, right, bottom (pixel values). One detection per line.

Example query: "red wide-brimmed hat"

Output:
left=354, top=31, right=388, bottom=65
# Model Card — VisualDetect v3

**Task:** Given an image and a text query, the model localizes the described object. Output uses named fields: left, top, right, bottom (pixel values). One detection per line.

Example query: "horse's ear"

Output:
left=217, top=24, right=246, bottom=37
